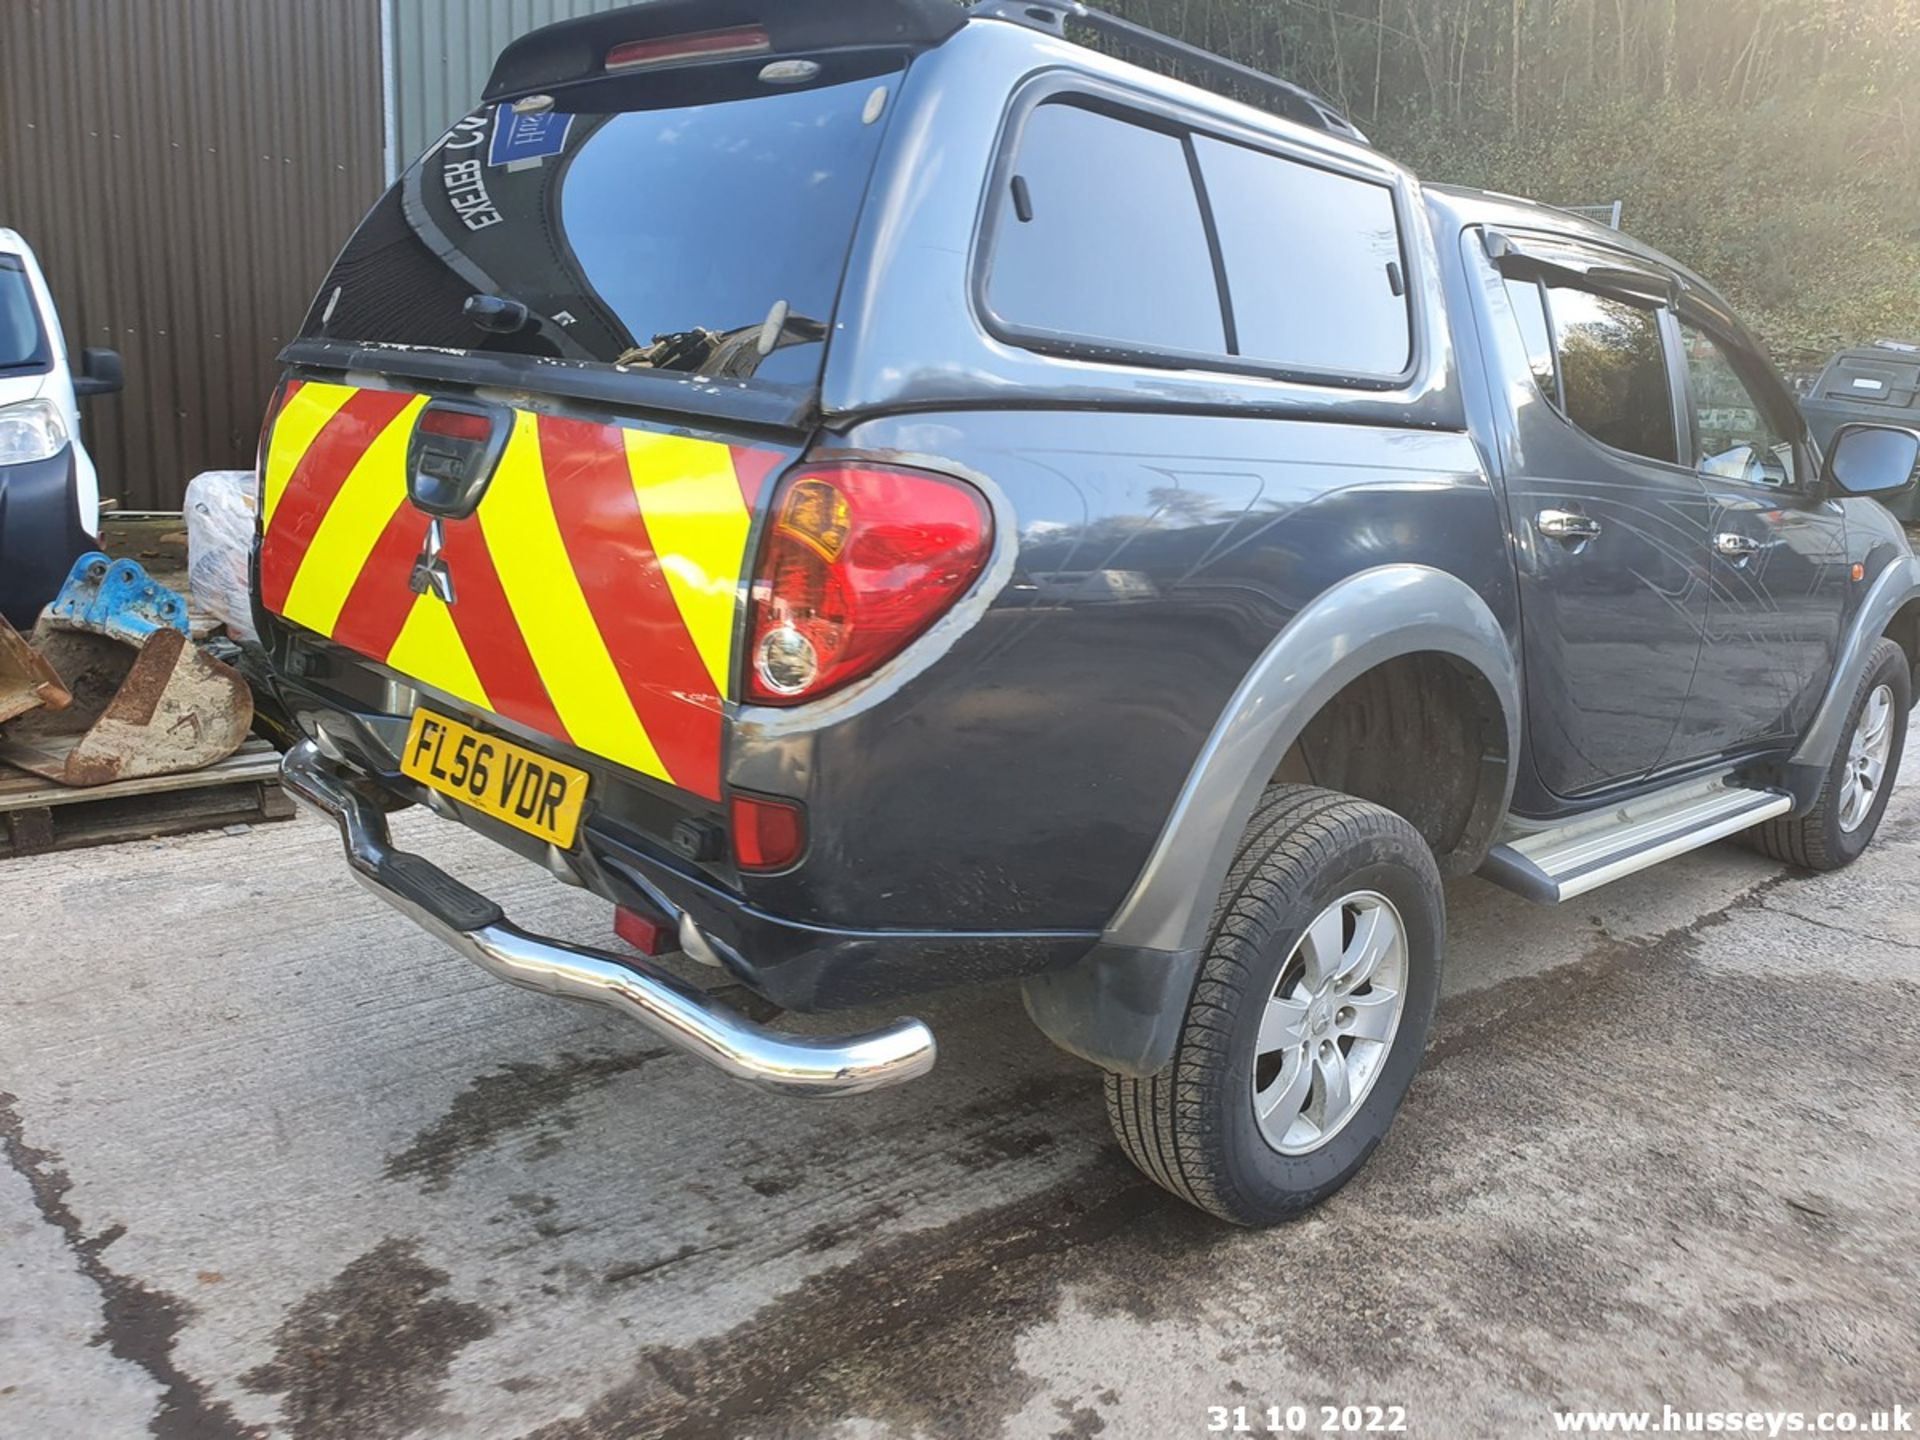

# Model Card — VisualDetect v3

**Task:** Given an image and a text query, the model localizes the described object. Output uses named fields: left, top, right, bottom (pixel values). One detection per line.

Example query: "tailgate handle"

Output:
left=406, top=401, right=511, bottom=519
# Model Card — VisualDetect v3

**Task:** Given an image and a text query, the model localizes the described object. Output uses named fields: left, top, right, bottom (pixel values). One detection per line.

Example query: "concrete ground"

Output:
left=2, top=759, right=1916, bottom=1440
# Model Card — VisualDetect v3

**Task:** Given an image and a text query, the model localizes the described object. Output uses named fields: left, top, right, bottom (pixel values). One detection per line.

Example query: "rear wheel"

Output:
left=1106, top=785, right=1443, bottom=1225
left=1746, top=638, right=1910, bottom=872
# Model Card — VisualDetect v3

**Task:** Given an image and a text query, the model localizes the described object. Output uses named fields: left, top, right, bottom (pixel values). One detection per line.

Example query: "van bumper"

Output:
left=281, top=738, right=937, bottom=1097
left=0, top=444, right=91, bottom=630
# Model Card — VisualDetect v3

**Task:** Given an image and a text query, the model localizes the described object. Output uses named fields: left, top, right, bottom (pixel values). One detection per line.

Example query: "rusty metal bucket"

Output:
left=0, top=621, right=71, bottom=725
left=0, top=553, right=253, bottom=787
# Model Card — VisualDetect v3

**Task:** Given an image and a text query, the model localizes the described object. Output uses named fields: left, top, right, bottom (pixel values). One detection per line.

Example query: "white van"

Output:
left=0, top=227, right=122, bottom=627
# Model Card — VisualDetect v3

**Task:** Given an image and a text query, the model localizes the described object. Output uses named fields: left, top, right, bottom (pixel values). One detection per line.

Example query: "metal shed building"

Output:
left=0, top=0, right=628, bottom=513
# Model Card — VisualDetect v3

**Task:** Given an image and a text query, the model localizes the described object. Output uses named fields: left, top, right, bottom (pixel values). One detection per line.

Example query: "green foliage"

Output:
left=1097, top=0, right=1920, bottom=365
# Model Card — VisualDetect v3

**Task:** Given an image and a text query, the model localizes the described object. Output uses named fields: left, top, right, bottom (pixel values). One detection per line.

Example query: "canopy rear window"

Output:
left=301, top=67, right=899, bottom=395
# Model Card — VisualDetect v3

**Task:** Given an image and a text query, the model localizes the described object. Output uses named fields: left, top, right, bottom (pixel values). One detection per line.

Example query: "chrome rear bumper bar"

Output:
left=280, top=740, right=936, bottom=1097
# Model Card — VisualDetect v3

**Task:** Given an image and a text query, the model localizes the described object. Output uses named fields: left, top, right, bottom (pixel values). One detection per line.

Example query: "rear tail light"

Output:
left=730, top=792, right=807, bottom=872
left=745, top=464, right=992, bottom=705
left=605, top=26, right=770, bottom=72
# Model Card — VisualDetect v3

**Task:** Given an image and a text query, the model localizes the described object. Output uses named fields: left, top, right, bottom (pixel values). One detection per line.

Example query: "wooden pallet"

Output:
left=0, top=738, right=294, bottom=858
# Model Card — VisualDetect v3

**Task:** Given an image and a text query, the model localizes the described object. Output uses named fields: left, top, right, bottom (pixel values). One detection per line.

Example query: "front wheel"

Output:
left=1106, top=785, right=1444, bottom=1226
left=1746, top=637, right=1910, bottom=872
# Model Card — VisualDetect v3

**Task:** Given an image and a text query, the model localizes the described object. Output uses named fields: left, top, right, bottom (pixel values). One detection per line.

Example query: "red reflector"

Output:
left=418, top=407, right=493, bottom=443
left=746, top=464, right=992, bottom=705
left=606, top=25, right=770, bottom=71
left=614, top=905, right=673, bottom=956
left=730, top=793, right=807, bottom=872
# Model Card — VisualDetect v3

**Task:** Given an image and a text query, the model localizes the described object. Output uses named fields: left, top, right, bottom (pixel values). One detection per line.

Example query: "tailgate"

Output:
left=257, top=380, right=790, bottom=801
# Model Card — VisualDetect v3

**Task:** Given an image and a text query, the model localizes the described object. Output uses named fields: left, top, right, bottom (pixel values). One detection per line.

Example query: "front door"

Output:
left=1482, top=253, right=1713, bottom=797
left=1663, top=318, right=1850, bottom=760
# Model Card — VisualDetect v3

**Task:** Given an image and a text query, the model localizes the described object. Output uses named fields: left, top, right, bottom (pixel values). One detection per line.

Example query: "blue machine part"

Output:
left=44, top=552, right=191, bottom=646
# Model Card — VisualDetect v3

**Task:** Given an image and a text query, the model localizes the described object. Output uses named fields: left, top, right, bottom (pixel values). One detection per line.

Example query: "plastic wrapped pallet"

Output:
left=183, top=470, right=259, bottom=643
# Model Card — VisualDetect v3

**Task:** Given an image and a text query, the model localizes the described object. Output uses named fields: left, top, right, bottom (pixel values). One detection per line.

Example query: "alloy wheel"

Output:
left=1839, top=683, right=1896, bottom=834
left=1251, top=890, right=1408, bottom=1155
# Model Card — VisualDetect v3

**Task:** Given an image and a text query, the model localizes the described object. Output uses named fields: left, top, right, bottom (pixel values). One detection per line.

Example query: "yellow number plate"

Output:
left=400, top=709, right=589, bottom=848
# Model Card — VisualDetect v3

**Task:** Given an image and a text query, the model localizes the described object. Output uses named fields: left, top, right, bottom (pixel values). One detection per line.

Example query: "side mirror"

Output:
left=1824, top=423, right=1920, bottom=498
left=73, top=347, right=124, bottom=399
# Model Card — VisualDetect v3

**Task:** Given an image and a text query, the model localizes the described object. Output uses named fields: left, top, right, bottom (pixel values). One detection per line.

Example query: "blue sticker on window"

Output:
left=488, top=106, right=574, bottom=168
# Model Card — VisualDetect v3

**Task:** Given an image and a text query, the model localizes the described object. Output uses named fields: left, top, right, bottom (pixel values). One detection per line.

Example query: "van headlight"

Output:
left=0, top=399, right=70, bottom=467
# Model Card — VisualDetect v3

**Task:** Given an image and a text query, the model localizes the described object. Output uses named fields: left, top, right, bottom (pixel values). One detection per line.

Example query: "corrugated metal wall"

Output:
left=0, top=0, right=384, bottom=510
left=387, top=0, right=635, bottom=170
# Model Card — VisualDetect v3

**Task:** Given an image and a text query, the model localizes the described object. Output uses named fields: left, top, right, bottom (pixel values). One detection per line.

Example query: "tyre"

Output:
left=1746, top=638, right=1910, bottom=872
left=1106, top=785, right=1444, bottom=1226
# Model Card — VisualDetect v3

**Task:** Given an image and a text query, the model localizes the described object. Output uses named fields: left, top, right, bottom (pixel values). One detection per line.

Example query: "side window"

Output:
left=1544, top=284, right=1679, bottom=465
left=987, top=102, right=1225, bottom=356
left=1679, top=322, right=1798, bottom=489
left=1192, top=136, right=1411, bottom=377
left=0, top=262, right=51, bottom=371
left=1503, top=276, right=1558, bottom=402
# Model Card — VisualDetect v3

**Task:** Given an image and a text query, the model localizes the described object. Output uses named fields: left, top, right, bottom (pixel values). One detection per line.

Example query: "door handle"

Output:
left=1536, top=509, right=1603, bottom=544
left=1713, top=532, right=1762, bottom=560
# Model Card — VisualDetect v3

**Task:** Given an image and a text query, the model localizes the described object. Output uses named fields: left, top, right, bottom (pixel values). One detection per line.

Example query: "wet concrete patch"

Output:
left=382, top=1047, right=670, bottom=1192
left=531, top=879, right=1920, bottom=1437
left=527, top=1154, right=1172, bottom=1440
left=0, top=1091, right=250, bottom=1440
left=6, top=791, right=1918, bottom=1439
left=239, top=1237, right=494, bottom=1440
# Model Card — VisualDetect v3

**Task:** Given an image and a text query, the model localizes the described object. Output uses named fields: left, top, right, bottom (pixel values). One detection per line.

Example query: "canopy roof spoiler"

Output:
left=483, top=0, right=966, bottom=102
left=484, top=0, right=1364, bottom=146
left=974, top=0, right=1369, bottom=144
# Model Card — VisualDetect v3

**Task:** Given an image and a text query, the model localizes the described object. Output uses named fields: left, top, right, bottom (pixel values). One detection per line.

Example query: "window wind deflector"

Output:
left=1484, top=229, right=1676, bottom=309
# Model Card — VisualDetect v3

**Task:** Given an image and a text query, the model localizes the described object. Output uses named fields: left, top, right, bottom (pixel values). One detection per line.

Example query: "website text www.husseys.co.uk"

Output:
left=1553, top=1406, right=1912, bottom=1435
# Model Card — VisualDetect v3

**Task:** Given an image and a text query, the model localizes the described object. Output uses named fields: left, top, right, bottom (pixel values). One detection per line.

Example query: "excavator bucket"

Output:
left=0, top=553, right=253, bottom=787
left=0, top=620, right=71, bottom=725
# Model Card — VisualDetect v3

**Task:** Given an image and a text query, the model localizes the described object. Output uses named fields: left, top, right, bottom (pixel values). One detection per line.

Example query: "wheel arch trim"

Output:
left=1103, top=563, right=1521, bottom=959
left=1025, top=565, right=1516, bottom=1078
left=1785, top=554, right=1920, bottom=811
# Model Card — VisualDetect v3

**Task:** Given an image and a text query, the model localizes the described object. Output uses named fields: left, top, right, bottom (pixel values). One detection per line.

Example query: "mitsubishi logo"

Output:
left=408, top=518, right=456, bottom=604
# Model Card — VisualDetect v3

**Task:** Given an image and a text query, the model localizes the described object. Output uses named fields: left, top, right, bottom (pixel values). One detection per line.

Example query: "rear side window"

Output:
left=1545, top=285, right=1678, bottom=465
left=986, top=102, right=1224, bottom=356
left=1194, top=136, right=1410, bottom=376
left=986, top=96, right=1414, bottom=382
left=0, top=262, right=51, bottom=373
left=302, top=69, right=898, bottom=392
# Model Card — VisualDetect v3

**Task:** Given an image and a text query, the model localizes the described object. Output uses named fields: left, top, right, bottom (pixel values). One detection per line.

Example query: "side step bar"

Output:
left=1480, top=777, right=1792, bottom=904
left=281, top=740, right=936, bottom=1097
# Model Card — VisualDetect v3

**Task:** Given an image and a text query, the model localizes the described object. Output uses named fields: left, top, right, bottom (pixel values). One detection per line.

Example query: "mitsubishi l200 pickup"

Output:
left=254, top=0, right=1920, bottom=1224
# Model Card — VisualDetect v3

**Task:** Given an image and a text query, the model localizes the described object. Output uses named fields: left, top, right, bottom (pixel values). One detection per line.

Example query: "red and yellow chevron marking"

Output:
left=259, top=381, right=784, bottom=801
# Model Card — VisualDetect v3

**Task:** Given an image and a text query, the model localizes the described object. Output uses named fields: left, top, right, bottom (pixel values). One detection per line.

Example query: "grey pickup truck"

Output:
left=255, top=0, right=1920, bottom=1225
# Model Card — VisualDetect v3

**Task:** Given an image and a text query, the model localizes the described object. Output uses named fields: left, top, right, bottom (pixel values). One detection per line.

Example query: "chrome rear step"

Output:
left=1480, top=776, right=1792, bottom=903
left=282, top=739, right=936, bottom=1097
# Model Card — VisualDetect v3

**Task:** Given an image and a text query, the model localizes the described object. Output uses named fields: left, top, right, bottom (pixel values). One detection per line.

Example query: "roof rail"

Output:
left=971, top=1, right=1368, bottom=144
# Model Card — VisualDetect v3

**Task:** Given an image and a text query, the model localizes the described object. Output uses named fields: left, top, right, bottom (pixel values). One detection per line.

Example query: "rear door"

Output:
left=258, top=55, right=906, bottom=802
left=1477, top=237, right=1713, bottom=796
